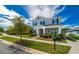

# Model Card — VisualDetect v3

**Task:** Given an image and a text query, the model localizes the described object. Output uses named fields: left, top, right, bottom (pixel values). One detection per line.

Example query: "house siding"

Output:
left=32, top=16, right=62, bottom=36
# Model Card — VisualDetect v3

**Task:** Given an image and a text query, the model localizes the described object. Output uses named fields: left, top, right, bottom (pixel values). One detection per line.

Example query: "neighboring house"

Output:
left=67, top=27, right=79, bottom=36
left=32, top=16, right=63, bottom=37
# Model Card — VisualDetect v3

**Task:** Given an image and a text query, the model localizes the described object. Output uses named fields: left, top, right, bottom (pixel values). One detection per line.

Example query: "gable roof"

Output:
left=32, top=16, right=53, bottom=21
left=71, top=27, right=79, bottom=31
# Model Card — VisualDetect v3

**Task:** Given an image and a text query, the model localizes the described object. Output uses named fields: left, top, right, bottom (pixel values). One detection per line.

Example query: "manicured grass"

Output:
left=37, top=37, right=52, bottom=41
left=22, top=35, right=35, bottom=38
left=0, top=34, right=4, bottom=37
left=37, top=37, right=67, bottom=43
left=0, top=36, right=71, bottom=54
left=15, top=35, right=35, bottom=38
left=0, top=36, right=20, bottom=42
left=68, top=34, right=79, bottom=40
left=0, top=35, right=3, bottom=37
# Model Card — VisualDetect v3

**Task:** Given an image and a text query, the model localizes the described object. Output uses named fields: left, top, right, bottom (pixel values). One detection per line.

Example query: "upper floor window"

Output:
left=56, top=18, right=59, bottom=24
left=35, top=22, right=37, bottom=25
left=43, top=21, right=45, bottom=25
left=54, top=19, right=57, bottom=24
left=52, top=19, right=59, bottom=24
left=40, top=21, right=45, bottom=25
left=33, top=23, right=34, bottom=26
left=40, top=21, right=42, bottom=25
left=33, top=22, right=37, bottom=26
left=52, top=19, right=54, bottom=24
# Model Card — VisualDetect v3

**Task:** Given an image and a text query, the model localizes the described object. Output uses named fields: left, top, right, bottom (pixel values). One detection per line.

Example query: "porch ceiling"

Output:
left=36, top=24, right=63, bottom=29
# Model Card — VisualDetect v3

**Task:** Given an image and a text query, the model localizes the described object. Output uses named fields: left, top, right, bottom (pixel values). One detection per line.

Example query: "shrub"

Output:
left=51, top=34, right=65, bottom=41
left=29, top=33, right=35, bottom=36
left=53, top=34, right=61, bottom=40
left=60, top=34, right=65, bottom=39
left=40, top=34, right=53, bottom=38
left=40, top=34, right=65, bottom=41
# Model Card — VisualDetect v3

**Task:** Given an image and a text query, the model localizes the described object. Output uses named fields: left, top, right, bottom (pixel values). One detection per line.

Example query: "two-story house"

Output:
left=32, top=16, right=63, bottom=37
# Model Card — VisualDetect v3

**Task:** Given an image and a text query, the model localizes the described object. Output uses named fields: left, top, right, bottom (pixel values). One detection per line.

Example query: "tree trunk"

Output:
left=20, top=34, right=22, bottom=41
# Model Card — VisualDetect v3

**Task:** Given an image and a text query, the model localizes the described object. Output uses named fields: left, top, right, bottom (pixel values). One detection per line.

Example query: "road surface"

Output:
left=0, top=40, right=31, bottom=54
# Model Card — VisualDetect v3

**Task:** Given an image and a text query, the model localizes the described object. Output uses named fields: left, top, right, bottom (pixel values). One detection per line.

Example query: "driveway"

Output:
left=68, top=41, right=79, bottom=54
left=0, top=40, right=30, bottom=54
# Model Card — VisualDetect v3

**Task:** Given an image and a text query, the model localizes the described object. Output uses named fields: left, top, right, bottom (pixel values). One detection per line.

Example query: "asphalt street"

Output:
left=0, top=40, right=31, bottom=54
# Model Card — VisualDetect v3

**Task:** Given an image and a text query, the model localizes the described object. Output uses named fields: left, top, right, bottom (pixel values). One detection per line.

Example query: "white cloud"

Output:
left=0, top=18, right=13, bottom=27
left=55, top=6, right=65, bottom=16
left=0, top=5, right=66, bottom=27
left=0, top=5, right=21, bottom=17
left=23, top=18, right=32, bottom=26
left=26, top=5, right=65, bottom=20
left=61, top=17, right=68, bottom=23
left=0, top=5, right=22, bottom=27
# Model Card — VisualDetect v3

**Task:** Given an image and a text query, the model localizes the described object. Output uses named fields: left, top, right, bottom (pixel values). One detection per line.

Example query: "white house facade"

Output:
left=32, top=16, right=63, bottom=37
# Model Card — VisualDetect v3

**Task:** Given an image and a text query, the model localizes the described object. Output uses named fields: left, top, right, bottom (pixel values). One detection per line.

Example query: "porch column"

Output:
left=36, top=28, right=39, bottom=37
left=43, top=27, right=45, bottom=34
left=58, top=27, right=61, bottom=34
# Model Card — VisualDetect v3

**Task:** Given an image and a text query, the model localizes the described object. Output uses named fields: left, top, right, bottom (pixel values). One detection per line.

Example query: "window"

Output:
left=52, top=19, right=54, bottom=24
left=33, top=23, right=34, bottom=26
left=33, top=22, right=37, bottom=26
left=53, top=19, right=59, bottom=24
left=43, top=21, right=45, bottom=25
left=40, top=21, right=42, bottom=25
left=54, top=19, right=57, bottom=24
left=56, top=18, right=59, bottom=24
left=35, top=22, right=37, bottom=25
left=40, top=21, right=45, bottom=25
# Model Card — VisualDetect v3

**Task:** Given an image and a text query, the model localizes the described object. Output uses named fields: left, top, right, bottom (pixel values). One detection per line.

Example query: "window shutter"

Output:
left=52, top=19, right=54, bottom=24
left=57, top=18, right=59, bottom=24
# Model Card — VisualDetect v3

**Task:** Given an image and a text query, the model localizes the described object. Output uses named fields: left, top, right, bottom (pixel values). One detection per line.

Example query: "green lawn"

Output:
left=0, top=34, right=4, bottom=37
left=68, top=34, right=79, bottom=40
left=37, top=37, right=67, bottom=43
left=0, top=36, right=71, bottom=54
left=37, top=37, right=52, bottom=41
left=15, top=35, right=35, bottom=38
left=22, top=35, right=35, bottom=38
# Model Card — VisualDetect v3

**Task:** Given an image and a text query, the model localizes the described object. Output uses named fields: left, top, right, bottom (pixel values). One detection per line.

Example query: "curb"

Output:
left=0, top=39, right=49, bottom=54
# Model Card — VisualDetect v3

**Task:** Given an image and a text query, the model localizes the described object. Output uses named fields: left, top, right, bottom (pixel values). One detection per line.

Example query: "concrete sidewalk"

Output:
left=0, top=39, right=29, bottom=54
left=3, top=34, right=70, bottom=46
left=68, top=42, right=79, bottom=54
left=3, top=34, right=79, bottom=54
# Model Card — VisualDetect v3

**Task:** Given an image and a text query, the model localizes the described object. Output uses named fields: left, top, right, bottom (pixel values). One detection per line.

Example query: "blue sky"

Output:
left=0, top=5, right=79, bottom=28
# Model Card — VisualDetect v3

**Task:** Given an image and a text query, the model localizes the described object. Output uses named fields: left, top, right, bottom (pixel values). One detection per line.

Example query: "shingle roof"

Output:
left=32, top=16, right=53, bottom=21
left=71, top=27, right=79, bottom=31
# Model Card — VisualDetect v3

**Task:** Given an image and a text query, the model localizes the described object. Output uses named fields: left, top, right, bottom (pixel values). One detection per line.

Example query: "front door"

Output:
left=39, top=29, right=43, bottom=35
left=53, top=28, right=58, bottom=34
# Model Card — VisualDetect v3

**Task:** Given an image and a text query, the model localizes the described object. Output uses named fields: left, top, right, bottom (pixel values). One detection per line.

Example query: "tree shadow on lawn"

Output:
left=37, top=37, right=67, bottom=43
left=14, top=40, right=70, bottom=54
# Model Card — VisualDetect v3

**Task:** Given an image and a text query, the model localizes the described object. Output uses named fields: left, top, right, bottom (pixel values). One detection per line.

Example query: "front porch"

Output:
left=35, top=25, right=62, bottom=37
